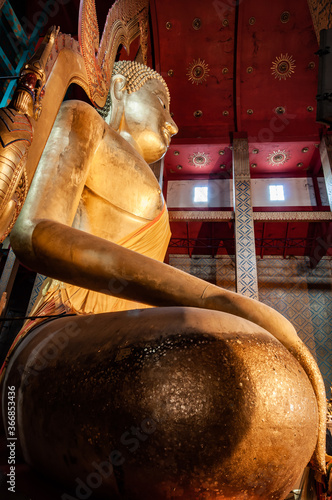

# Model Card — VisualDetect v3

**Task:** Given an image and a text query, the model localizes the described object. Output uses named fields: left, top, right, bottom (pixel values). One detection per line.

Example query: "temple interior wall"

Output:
left=166, top=178, right=330, bottom=208
left=169, top=254, right=332, bottom=394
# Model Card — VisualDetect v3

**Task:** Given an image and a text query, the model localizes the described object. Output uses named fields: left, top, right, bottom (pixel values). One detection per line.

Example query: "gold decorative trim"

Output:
left=79, top=0, right=149, bottom=108
left=169, top=211, right=234, bottom=222
left=188, top=152, right=211, bottom=168
left=280, top=11, right=290, bottom=23
left=271, top=53, right=296, bottom=80
left=192, top=18, right=201, bottom=30
left=267, top=149, right=291, bottom=166
left=186, top=58, right=210, bottom=85
left=168, top=211, right=332, bottom=222
left=253, top=212, right=332, bottom=221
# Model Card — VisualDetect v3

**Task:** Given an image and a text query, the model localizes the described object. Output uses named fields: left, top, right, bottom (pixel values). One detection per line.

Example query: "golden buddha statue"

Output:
left=0, top=4, right=327, bottom=498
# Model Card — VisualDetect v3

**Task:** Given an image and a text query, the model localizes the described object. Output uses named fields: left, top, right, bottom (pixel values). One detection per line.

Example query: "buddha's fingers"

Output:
left=289, top=339, right=327, bottom=474
left=201, top=284, right=326, bottom=474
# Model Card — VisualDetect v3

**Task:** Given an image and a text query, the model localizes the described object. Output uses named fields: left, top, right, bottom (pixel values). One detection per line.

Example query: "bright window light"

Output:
left=269, top=185, right=284, bottom=201
left=194, top=186, right=208, bottom=202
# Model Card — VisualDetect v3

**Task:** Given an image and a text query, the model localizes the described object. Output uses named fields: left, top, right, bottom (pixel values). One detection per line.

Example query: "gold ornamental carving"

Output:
left=186, top=58, right=210, bottom=85
left=79, top=0, right=149, bottom=108
left=0, top=0, right=148, bottom=242
left=271, top=53, right=296, bottom=80
left=233, top=138, right=250, bottom=179
left=169, top=210, right=234, bottom=222
left=188, top=152, right=211, bottom=168
left=253, top=211, right=332, bottom=221
left=267, top=149, right=291, bottom=166
left=307, top=0, right=332, bottom=41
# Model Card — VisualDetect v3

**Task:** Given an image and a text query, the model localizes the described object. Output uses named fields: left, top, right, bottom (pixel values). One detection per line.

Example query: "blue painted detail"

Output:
left=0, top=1, right=53, bottom=107
left=0, top=46, right=14, bottom=73
left=26, top=274, right=47, bottom=315
left=0, top=48, right=32, bottom=107
left=2, top=2, right=28, bottom=46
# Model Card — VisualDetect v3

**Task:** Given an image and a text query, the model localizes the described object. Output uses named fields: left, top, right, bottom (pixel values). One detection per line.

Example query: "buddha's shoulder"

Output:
left=56, top=100, right=106, bottom=137
left=59, top=99, right=101, bottom=116
left=58, top=99, right=102, bottom=118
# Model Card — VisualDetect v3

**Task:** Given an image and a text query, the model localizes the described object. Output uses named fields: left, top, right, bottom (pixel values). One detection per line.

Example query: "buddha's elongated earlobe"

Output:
left=107, top=74, right=127, bottom=129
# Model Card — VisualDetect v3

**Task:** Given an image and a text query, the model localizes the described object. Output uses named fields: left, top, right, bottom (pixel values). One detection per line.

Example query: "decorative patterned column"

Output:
left=319, top=135, right=332, bottom=210
left=232, top=137, right=258, bottom=299
left=26, top=273, right=47, bottom=316
left=0, top=248, right=19, bottom=317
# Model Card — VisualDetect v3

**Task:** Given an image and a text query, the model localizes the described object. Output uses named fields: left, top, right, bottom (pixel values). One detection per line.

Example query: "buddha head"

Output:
left=100, top=61, right=178, bottom=164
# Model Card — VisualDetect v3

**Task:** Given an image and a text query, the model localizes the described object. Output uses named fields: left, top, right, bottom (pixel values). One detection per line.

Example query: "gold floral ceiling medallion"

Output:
left=187, top=58, right=210, bottom=85
left=267, top=149, right=291, bottom=166
left=188, top=152, right=211, bottom=168
left=271, top=53, right=296, bottom=80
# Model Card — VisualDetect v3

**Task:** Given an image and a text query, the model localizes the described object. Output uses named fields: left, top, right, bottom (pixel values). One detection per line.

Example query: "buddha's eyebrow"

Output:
left=152, top=90, right=169, bottom=107
left=152, top=89, right=166, bottom=98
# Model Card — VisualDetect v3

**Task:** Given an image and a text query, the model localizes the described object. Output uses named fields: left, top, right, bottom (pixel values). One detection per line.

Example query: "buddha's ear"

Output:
left=107, top=74, right=127, bottom=129
left=112, top=74, right=127, bottom=101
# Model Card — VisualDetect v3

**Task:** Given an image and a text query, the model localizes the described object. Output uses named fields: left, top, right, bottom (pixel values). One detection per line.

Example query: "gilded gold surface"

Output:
left=0, top=0, right=328, bottom=497
left=11, top=26, right=59, bottom=119
left=9, top=59, right=327, bottom=482
left=3, top=308, right=320, bottom=499
left=0, top=0, right=149, bottom=241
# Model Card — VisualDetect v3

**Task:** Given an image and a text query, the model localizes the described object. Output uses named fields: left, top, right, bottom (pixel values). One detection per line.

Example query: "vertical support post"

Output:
left=232, top=136, right=259, bottom=299
left=319, top=135, right=332, bottom=210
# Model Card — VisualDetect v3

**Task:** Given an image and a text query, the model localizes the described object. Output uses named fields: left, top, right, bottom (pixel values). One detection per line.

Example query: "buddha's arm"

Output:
left=14, top=216, right=297, bottom=345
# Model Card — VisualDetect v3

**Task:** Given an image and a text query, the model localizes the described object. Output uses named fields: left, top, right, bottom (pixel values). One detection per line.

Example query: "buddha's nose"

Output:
left=165, top=118, right=178, bottom=137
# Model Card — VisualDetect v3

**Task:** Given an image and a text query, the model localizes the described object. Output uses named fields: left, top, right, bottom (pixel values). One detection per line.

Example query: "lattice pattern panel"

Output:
left=26, top=274, right=46, bottom=315
left=170, top=254, right=332, bottom=393
left=169, top=255, right=235, bottom=291
left=234, top=180, right=258, bottom=299
left=258, top=256, right=332, bottom=393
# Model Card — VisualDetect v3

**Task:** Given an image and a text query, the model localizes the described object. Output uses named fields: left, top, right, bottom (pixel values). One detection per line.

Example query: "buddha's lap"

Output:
left=3, top=307, right=318, bottom=499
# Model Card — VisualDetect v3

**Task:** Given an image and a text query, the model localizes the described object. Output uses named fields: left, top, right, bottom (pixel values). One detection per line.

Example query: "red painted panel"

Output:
left=237, top=0, right=320, bottom=139
left=153, top=0, right=236, bottom=139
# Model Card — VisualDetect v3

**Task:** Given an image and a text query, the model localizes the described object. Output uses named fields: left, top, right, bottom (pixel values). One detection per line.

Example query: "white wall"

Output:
left=167, top=179, right=232, bottom=208
left=251, top=178, right=316, bottom=207
left=167, top=178, right=327, bottom=208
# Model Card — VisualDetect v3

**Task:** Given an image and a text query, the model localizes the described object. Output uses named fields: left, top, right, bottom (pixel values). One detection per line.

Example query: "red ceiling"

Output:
left=6, top=0, right=331, bottom=260
left=149, top=0, right=326, bottom=179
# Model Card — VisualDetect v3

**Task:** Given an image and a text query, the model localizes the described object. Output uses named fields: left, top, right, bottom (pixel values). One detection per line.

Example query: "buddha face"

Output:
left=119, top=79, right=178, bottom=164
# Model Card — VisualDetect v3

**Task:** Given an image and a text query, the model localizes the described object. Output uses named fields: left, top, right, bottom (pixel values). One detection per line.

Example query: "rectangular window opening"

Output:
left=194, top=186, right=208, bottom=203
left=269, top=185, right=284, bottom=201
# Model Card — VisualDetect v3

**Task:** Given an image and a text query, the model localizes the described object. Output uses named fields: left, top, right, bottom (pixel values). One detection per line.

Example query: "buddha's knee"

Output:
left=2, top=307, right=318, bottom=499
